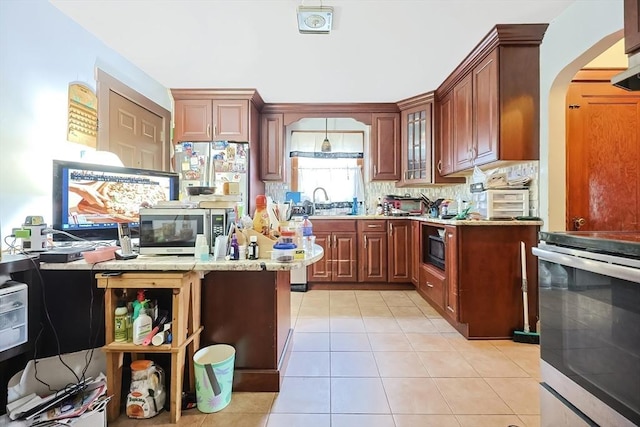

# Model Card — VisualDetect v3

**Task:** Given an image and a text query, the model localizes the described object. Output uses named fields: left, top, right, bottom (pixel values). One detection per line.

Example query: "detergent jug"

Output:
left=126, top=360, right=166, bottom=419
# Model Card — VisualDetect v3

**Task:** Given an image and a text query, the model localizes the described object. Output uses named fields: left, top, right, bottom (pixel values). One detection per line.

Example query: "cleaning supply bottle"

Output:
left=230, top=233, right=239, bottom=260
left=253, top=195, right=270, bottom=236
left=114, top=300, right=128, bottom=343
left=301, top=215, right=313, bottom=252
left=133, top=290, right=152, bottom=345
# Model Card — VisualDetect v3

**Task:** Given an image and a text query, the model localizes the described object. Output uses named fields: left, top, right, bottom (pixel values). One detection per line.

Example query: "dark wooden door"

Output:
left=334, top=233, right=358, bottom=282
left=307, top=231, right=332, bottom=281
left=624, top=0, right=640, bottom=54
left=453, top=73, right=474, bottom=172
left=410, top=221, right=420, bottom=286
left=438, top=92, right=455, bottom=175
left=260, top=113, right=285, bottom=181
left=472, top=49, right=499, bottom=166
left=359, top=231, right=387, bottom=282
left=174, top=99, right=211, bottom=142
left=388, top=220, right=411, bottom=282
left=566, top=70, right=640, bottom=231
left=371, top=113, right=400, bottom=180
left=444, top=226, right=458, bottom=319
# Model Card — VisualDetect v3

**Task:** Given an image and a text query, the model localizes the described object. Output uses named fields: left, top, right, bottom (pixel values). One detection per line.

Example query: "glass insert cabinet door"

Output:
left=402, top=103, right=432, bottom=184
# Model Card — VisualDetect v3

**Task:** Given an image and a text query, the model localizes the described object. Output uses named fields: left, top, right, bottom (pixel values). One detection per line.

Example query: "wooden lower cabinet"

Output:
left=358, top=220, right=387, bottom=282
left=417, top=223, right=539, bottom=339
left=411, top=221, right=420, bottom=285
left=308, top=220, right=357, bottom=283
left=388, top=220, right=411, bottom=282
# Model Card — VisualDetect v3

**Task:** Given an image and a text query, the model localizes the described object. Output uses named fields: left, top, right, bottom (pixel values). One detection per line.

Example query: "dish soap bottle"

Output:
left=230, top=233, right=239, bottom=260
left=114, top=300, right=128, bottom=343
left=132, top=290, right=152, bottom=345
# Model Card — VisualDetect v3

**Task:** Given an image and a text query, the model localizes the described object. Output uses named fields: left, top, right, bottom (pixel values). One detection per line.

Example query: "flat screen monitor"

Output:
left=52, top=160, right=180, bottom=242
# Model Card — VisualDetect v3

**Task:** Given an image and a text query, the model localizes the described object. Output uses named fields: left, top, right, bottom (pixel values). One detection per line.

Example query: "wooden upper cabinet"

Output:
left=452, top=73, right=474, bottom=172
left=174, top=99, right=212, bottom=142
left=171, top=89, right=263, bottom=143
left=438, top=92, right=455, bottom=176
left=400, top=98, right=431, bottom=184
left=624, top=0, right=640, bottom=55
left=371, top=113, right=400, bottom=180
left=435, top=24, right=547, bottom=175
left=472, top=49, right=499, bottom=166
left=212, top=100, right=249, bottom=141
left=260, top=113, right=285, bottom=181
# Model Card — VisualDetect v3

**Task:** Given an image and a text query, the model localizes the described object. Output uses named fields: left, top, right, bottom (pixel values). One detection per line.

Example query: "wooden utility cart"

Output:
left=96, top=271, right=202, bottom=424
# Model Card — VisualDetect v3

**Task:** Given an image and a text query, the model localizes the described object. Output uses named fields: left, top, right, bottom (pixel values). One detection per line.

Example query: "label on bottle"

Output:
left=114, top=314, right=127, bottom=342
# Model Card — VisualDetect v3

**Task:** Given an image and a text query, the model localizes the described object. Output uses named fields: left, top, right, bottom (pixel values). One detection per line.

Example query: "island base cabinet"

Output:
left=417, top=224, right=539, bottom=339
left=201, top=270, right=292, bottom=392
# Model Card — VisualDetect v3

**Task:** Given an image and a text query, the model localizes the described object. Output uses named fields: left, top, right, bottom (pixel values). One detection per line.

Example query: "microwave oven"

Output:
left=426, top=234, right=445, bottom=270
left=382, top=196, right=423, bottom=215
left=138, top=208, right=234, bottom=255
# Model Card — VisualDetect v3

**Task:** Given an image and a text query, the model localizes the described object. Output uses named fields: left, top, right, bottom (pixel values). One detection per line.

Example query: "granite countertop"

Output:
left=308, top=215, right=543, bottom=226
left=39, top=245, right=324, bottom=272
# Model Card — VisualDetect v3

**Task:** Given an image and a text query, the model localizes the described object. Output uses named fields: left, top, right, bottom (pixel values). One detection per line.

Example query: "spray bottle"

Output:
left=132, top=290, right=152, bottom=345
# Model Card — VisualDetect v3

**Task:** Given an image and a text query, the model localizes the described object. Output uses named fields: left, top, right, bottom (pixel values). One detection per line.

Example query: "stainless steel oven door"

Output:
left=533, top=244, right=640, bottom=426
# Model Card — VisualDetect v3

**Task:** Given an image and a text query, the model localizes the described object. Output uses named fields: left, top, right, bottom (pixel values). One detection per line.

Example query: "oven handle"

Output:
left=532, top=247, right=640, bottom=283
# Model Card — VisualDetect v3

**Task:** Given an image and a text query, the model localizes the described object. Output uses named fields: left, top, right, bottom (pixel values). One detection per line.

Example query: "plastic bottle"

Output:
left=132, top=290, right=152, bottom=345
left=230, top=233, right=239, bottom=260
left=194, top=233, right=209, bottom=261
left=248, top=235, right=259, bottom=260
left=301, top=215, right=313, bottom=252
left=114, top=300, right=128, bottom=343
left=253, top=195, right=271, bottom=236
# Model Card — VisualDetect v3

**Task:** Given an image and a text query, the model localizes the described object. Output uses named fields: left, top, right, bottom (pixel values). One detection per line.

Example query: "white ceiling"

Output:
left=50, top=0, right=576, bottom=103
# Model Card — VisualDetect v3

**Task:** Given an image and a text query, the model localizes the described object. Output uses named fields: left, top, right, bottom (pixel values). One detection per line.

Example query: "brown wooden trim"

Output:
left=171, top=88, right=264, bottom=110
left=572, top=68, right=628, bottom=82
left=436, top=24, right=548, bottom=97
left=397, top=92, right=435, bottom=110
left=96, top=69, right=172, bottom=171
left=262, top=103, right=399, bottom=126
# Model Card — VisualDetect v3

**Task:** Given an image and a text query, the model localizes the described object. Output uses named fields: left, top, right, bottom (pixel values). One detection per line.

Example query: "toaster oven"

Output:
left=383, top=196, right=423, bottom=215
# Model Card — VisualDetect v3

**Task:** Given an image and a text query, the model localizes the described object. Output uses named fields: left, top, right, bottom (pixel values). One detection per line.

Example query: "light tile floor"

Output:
left=111, top=289, right=541, bottom=427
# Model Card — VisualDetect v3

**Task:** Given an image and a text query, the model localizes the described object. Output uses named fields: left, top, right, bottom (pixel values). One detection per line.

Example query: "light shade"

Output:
left=297, top=6, right=333, bottom=34
left=321, top=118, right=331, bottom=152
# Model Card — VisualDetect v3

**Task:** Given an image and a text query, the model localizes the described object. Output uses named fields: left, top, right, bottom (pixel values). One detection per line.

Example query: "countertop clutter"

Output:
left=39, top=245, right=324, bottom=271
left=308, top=214, right=543, bottom=226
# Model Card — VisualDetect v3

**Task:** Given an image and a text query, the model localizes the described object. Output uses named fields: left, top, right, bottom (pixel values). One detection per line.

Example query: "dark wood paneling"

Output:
left=260, top=113, right=285, bottom=181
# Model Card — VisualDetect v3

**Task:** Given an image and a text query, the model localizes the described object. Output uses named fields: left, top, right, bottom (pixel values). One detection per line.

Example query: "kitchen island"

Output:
left=38, top=247, right=324, bottom=422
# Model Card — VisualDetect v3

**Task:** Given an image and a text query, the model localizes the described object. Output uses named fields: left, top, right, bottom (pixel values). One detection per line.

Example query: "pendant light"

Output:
left=321, top=118, right=332, bottom=152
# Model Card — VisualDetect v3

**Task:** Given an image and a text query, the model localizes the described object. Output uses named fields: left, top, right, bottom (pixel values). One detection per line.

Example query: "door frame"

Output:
left=96, top=69, right=171, bottom=171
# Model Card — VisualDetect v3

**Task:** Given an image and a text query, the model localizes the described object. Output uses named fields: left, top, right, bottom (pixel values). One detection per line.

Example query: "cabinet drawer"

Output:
left=312, top=219, right=357, bottom=232
left=357, top=220, right=387, bottom=232
left=420, top=265, right=444, bottom=309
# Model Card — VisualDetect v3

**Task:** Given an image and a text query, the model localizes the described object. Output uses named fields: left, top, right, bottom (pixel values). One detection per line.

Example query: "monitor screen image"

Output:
left=52, top=160, right=179, bottom=242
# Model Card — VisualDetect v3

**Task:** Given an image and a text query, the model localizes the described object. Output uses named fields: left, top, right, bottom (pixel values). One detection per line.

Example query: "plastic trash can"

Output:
left=193, top=344, right=235, bottom=413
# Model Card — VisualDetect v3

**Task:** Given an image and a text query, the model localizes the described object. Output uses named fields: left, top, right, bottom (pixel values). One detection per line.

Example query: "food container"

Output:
left=271, top=243, right=296, bottom=262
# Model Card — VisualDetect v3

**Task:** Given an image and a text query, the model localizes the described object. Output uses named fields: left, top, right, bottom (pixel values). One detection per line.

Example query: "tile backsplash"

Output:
left=266, top=161, right=539, bottom=217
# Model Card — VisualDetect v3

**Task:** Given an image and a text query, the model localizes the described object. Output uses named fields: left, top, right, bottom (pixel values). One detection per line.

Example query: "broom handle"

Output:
left=521, top=241, right=530, bottom=333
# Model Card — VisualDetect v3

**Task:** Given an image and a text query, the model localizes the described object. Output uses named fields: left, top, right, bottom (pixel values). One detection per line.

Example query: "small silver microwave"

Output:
left=138, top=208, right=234, bottom=255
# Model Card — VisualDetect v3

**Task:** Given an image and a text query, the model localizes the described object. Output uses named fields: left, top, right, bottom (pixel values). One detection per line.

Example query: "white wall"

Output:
left=0, top=0, right=172, bottom=247
left=540, top=0, right=624, bottom=231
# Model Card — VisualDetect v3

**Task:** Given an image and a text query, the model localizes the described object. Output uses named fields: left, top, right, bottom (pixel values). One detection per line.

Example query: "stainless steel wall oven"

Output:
left=533, top=231, right=640, bottom=427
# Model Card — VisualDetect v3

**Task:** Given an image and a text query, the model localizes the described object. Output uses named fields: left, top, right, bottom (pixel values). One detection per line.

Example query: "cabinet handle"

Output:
left=333, top=235, right=337, bottom=248
left=367, top=224, right=381, bottom=228
left=426, top=281, right=434, bottom=288
left=373, top=165, right=377, bottom=176
left=279, top=165, right=282, bottom=176
left=207, top=124, right=211, bottom=138
left=437, top=160, right=442, bottom=173
left=214, top=125, right=218, bottom=137
left=389, top=223, right=393, bottom=236
left=364, top=235, right=368, bottom=248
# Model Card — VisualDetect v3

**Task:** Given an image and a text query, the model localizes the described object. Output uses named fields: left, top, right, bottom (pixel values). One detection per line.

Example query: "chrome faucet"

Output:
left=312, top=187, right=329, bottom=214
